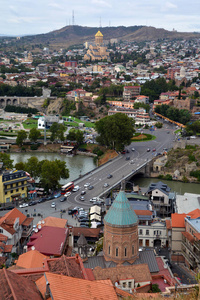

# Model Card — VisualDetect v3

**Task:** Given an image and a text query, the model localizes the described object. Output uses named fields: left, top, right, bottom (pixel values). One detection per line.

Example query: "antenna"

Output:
left=99, top=17, right=101, bottom=28
left=72, top=10, right=75, bottom=26
left=109, top=21, right=111, bottom=27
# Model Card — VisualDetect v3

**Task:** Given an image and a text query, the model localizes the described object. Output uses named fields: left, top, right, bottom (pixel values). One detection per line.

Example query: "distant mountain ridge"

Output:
left=13, top=25, right=200, bottom=49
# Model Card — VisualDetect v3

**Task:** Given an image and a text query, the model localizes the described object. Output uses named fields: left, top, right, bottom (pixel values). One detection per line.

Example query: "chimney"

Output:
left=75, top=253, right=80, bottom=264
left=45, top=281, right=50, bottom=299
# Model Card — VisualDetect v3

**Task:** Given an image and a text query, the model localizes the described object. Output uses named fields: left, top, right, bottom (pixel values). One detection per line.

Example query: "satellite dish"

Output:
left=42, top=220, right=45, bottom=224
left=38, top=225, right=42, bottom=229
left=38, top=221, right=41, bottom=225
left=34, top=228, right=38, bottom=233
left=31, top=246, right=35, bottom=250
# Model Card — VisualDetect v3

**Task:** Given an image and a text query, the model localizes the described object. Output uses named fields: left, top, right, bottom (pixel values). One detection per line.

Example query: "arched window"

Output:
left=116, top=247, right=118, bottom=257
left=124, top=247, right=127, bottom=257
left=132, top=245, right=134, bottom=255
left=108, top=245, right=110, bottom=255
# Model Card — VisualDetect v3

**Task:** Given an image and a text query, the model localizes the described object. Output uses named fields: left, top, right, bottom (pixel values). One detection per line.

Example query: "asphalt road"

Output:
left=0, top=126, right=175, bottom=224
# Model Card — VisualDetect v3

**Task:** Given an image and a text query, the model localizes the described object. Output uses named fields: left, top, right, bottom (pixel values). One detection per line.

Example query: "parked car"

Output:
left=79, top=196, right=85, bottom=201
left=64, top=192, right=71, bottom=197
left=72, top=185, right=80, bottom=192
left=19, top=203, right=28, bottom=208
left=46, top=195, right=54, bottom=200
left=29, top=200, right=37, bottom=206
left=84, top=183, right=90, bottom=188
left=38, top=197, right=46, bottom=203
left=68, top=209, right=78, bottom=215
left=152, top=148, right=156, bottom=152
left=80, top=224, right=89, bottom=228
left=81, top=191, right=86, bottom=195
left=88, top=185, right=94, bottom=190
left=60, top=197, right=66, bottom=202
left=107, top=174, right=113, bottom=179
left=147, top=148, right=150, bottom=152
left=54, top=193, right=61, bottom=198
left=51, top=202, right=56, bottom=208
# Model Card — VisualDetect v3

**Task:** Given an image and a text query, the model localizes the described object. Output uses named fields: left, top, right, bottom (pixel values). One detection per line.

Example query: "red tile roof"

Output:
left=165, top=219, right=172, bottom=230
left=0, top=268, right=42, bottom=300
left=36, top=272, right=118, bottom=300
left=171, top=213, right=187, bottom=228
left=16, top=250, right=47, bottom=269
left=22, top=217, right=33, bottom=226
left=0, top=208, right=30, bottom=235
left=135, top=210, right=153, bottom=216
left=72, top=227, right=101, bottom=238
left=182, top=232, right=194, bottom=243
left=27, top=226, right=68, bottom=256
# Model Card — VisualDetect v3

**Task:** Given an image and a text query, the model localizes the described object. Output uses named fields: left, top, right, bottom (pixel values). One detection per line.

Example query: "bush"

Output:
left=30, top=144, right=39, bottom=150
left=188, top=154, right=197, bottom=162
left=165, top=174, right=172, bottom=181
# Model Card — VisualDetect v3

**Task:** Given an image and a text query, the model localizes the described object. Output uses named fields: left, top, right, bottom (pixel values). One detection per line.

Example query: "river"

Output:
left=10, top=152, right=96, bottom=184
left=133, top=177, right=200, bottom=195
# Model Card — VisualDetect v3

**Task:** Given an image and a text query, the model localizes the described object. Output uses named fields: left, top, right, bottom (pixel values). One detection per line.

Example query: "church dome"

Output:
left=104, top=191, right=138, bottom=227
left=95, top=30, right=103, bottom=37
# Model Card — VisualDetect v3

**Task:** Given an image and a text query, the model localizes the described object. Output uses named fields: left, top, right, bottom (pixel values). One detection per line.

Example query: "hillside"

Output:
left=16, top=25, right=200, bottom=49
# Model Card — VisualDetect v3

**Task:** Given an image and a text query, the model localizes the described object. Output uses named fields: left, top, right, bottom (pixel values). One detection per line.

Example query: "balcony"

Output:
left=182, top=239, right=200, bottom=263
left=21, top=226, right=33, bottom=238
left=181, top=246, right=197, bottom=269
left=4, top=182, right=29, bottom=192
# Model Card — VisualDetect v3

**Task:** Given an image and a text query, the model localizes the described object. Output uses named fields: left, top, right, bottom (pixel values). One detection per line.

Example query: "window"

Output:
left=132, top=245, right=134, bottom=255
left=108, top=246, right=110, bottom=255
left=139, top=229, right=143, bottom=235
left=22, top=187, right=24, bottom=190
left=116, top=247, right=118, bottom=257
left=16, top=189, right=18, bottom=192
left=0, top=229, right=3, bottom=233
left=11, top=190, right=13, bottom=193
left=145, top=239, right=149, bottom=247
left=146, top=230, right=149, bottom=235
left=124, top=247, right=127, bottom=257
left=5, top=192, right=7, bottom=195
left=123, top=282, right=126, bottom=288
left=128, top=282, right=132, bottom=288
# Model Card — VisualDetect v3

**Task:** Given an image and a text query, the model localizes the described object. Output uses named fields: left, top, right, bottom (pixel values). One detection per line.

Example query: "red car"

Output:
left=152, top=148, right=156, bottom=152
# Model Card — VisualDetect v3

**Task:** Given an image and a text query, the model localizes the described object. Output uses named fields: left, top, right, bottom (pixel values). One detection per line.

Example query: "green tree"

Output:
left=40, top=160, right=69, bottom=191
left=15, top=162, right=26, bottom=171
left=16, top=130, right=27, bottom=147
left=95, top=113, right=135, bottom=151
left=50, top=123, right=65, bottom=142
left=0, top=153, right=13, bottom=169
left=76, top=130, right=84, bottom=145
left=67, top=128, right=77, bottom=141
left=25, top=156, right=40, bottom=179
left=29, top=128, right=41, bottom=143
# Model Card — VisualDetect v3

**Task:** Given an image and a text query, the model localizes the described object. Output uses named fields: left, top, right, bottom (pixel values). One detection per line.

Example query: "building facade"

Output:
left=0, top=170, right=28, bottom=204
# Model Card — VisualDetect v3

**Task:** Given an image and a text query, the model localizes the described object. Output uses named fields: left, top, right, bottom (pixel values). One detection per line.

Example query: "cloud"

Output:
left=91, top=0, right=112, bottom=8
left=161, top=1, right=178, bottom=12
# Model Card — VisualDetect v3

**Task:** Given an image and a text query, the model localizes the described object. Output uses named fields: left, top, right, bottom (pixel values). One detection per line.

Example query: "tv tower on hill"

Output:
left=72, top=10, right=75, bottom=26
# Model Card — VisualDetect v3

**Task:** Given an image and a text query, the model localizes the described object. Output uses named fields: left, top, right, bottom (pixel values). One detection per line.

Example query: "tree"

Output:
left=16, top=130, right=27, bottom=147
left=95, top=113, right=135, bottom=151
left=0, top=153, right=13, bottom=169
left=29, top=128, right=41, bottom=143
left=40, top=160, right=69, bottom=191
left=50, top=123, right=65, bottom=142
left=25, top=156, right=40, bottom=179
left=76, top=130, right=84, bottom=145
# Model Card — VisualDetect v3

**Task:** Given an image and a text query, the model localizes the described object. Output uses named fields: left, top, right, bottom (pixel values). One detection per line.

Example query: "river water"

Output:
left=10, top=153, right=200, bottom=194
left=133, top=177, right=200, bottom=195
left=10, top=153, right=96, bottom=184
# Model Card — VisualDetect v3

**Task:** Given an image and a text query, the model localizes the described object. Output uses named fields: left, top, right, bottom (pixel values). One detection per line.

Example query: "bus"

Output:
left=61, top=182, right=74, bottom=195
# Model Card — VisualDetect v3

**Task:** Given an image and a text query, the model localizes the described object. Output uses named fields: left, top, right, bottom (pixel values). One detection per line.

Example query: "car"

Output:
left=163, top=148, right=168, bottom=151
left=38, top=197, right=46, bottom=203
left=147, top=148, right=150, bottom=152
left=29, top=200, right=37, bottom=206
left=121, top=150, right=126, bottom=154
left=46, top=195, right=54, bottom=200
left=126, top=149, right=130, bottom=153
left=64, top=192, right=71, bottom=197
left=51, top=202, right=56, bottom=208
left=88, top=185, right=94, bottom=190
left=167, top=131, right=170, bottom=134
left=103, top=183, right=109, bottom=188
left=191, top=136, right=196, bottom=139
left=80, top=218, right=89, bottom=222
left=5, top=205, right=15, bottom=210
left=54, top=193, right=61, bottom=198
left=90, top=197, right=99, bottom=203
left=131, top=148, right=135, bottom=151
left=80, top=196, right=85, bottom=201
left=19, top=203, right=28, bottom=208
left=80, top=222, right=89, bottom=226
left=107, top=174, right=113, bottom=179
left=80, top=224, right=89, bottom=228
left=72, top=185, right=80, bottom=192
left=84, top=183, right=90, bottom=188
left=60, top=197, right=66, bottom=202
left=68, top=209, right=78, bottom=215
left=130, top=160, right=134, bottom=164
left=152, top=148, right=156, bottom=152
left=126, top=156, right=130, bottom=160
left=81, top=190, right=86, bottom=195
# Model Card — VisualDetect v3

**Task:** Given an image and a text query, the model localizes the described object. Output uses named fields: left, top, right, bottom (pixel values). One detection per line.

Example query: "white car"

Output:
left=84, top=183, right=90, bottom=188
left=130, top=160, right=134, bottom=164
left=51, top=202, right=56, bottom=208
left=90, top=197, right=99, bottom=203
left=19, top=203, right=28, bottom=208
left=72, top=185, right=80, bottom=192
left=131, top=148, right=135, bottom=151
left=64, top=192, right=71, bottom=197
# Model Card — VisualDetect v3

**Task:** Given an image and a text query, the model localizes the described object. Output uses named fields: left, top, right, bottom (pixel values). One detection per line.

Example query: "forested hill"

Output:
left=14, top=25, right=200, bottom=49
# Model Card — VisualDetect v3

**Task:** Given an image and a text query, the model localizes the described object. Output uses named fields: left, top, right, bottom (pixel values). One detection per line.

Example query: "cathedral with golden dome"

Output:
left=84, top=30, right=109, bottom=61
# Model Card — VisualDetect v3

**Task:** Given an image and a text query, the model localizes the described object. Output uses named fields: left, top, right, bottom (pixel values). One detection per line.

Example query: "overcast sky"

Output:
left=1, top=0, right=200, bottom=36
